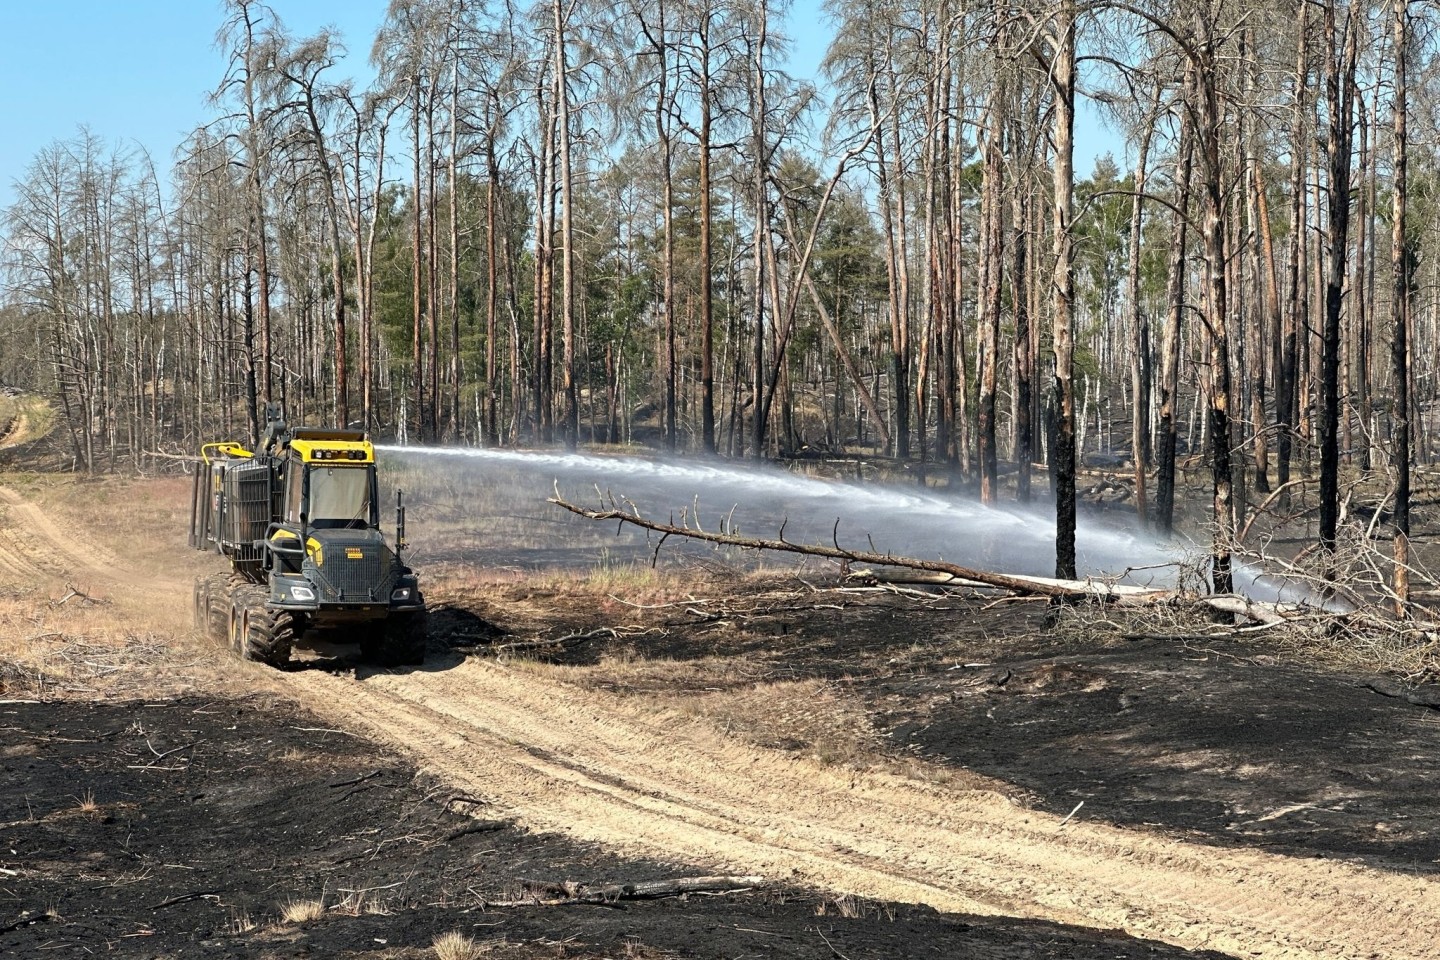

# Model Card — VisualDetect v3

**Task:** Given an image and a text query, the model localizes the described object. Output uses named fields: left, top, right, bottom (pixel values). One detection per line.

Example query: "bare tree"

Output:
left=1318, top=0, right=1359, bottom=555
left=1391, top=0, right=1413, bottom=604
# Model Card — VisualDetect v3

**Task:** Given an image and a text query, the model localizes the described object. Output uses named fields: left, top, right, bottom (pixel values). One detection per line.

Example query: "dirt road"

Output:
left=7, top=479, right=1440, bottom=959
left=282, top=657, right=1439, bottom=960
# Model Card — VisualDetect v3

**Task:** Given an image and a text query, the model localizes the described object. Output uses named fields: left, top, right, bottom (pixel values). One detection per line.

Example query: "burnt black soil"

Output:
left=524, top=583, right=1440, bottom=876
left=891, top=636, right=1440, bottom=872
left=1, top=696, right=1226, bottom=959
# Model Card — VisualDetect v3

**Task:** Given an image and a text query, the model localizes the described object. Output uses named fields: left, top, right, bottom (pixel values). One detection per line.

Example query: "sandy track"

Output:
left=0, top=411, right=30, bottom=449
left=0, top=485, right=120, bottom=582
left=286, top=658, right=1440, bottom=960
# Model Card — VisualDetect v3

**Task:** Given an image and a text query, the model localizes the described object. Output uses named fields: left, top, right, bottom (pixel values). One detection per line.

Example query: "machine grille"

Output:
left=305, top=537, right=394, bottom=602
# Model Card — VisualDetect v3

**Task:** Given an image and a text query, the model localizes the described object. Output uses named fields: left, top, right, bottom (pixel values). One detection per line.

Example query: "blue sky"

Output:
left=0, top=1, right=1117, bottom=214
left=0, top=1, right=385, bottom=211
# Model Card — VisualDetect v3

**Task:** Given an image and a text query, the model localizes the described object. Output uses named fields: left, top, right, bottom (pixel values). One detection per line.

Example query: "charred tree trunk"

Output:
left=1319, top=0, right=1358, bottom=554
left=485, top=126, right=501, bottom=445
left=1126, top=99, right=1156, bottom=523
left=1156, top=96, right=1193, bottom=538
left=698, top=19, right=716, bottom=454
left=1277, top=5, right=1310, bottom=495
left=411, top=81, right=426, bottom=441
left=977, top=97, right=1004, bottom=504
left=1194, top=37, right=1236, bottom=593
left=1050, top=0, right=1078, bottom=579
left=1012, top=170, right=1033, bottom=504
left=1392, top=0, right=1413, bottom=607
left=555, top=0, right=579, bottom=450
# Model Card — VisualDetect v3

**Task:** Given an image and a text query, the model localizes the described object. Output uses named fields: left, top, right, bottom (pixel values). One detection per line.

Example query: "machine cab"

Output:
left=282, top=440, right=378, bottom=532
left=269, top=429, right=380, bottom=576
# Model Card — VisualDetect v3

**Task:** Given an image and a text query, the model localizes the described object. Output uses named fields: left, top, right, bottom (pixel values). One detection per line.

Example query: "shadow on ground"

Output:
left=1, top=698, right=1228, bottom=959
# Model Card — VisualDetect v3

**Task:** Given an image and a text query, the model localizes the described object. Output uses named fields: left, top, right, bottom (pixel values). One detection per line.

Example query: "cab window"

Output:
left=308, top=466, right=371, bottom=529
left=285, top=461, right=304, bottom=524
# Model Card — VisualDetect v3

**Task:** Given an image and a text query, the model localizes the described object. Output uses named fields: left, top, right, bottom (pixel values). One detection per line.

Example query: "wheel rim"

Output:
left=229, top=604, right=242, bottom=654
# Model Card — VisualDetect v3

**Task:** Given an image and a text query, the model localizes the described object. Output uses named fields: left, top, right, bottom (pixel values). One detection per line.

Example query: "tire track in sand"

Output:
left=0, top=411, right=31, bottom=449
left=286, top=659, right=1440, bottom=960
left=0, top=486, right=122, bottom=584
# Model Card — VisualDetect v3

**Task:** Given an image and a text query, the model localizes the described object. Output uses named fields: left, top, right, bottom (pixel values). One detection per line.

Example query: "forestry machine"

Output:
left=188, top=406, right=426, bottom=668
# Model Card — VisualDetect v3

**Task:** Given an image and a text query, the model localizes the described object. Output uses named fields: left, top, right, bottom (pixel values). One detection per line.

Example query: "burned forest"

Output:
left=6, top=2, right=1440, bottom=958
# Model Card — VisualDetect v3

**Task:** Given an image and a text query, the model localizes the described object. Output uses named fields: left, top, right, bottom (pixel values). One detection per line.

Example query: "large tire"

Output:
left=208, top=575, right=240, bottom=643
left=361, top=609, right=428, bottom=667
left=243, top=605, right=294, bottom=668
left=228, top=585, right=266, bottom=659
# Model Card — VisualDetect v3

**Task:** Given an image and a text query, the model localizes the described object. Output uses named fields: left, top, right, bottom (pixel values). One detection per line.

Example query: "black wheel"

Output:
left=361, top=609, right=428, bottom=667
left=204, top=575, right=228, bottom=642
left=244, top=605, right=294, bottom=668
left=228, top=585, right=266, bottom=659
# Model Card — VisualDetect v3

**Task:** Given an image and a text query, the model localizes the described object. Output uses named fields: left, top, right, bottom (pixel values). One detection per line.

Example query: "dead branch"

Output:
left=1238, top=478, right=1307, bottom=542
left=488, top=875, right=763, bottom=908
left=489, top=627, right=618, bottom=653
left=550, top=497, right=1386, bottom=632
left=549, top=496, right=1161, bottom=602
left=328, top=770, right=383, bottom=789
left=52, top=584, right=107, bottom=607
left=149, top=890, right=222, bottom=911
left=1196, top=595, right=1300, bottom=626
left=440, top=820, right=508, bottom=842
left=1365, top=677, right=1440, bottom=708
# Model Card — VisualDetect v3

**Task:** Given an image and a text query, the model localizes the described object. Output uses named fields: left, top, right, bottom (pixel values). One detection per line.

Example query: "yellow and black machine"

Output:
left=188, top=406, right=426, bottom=668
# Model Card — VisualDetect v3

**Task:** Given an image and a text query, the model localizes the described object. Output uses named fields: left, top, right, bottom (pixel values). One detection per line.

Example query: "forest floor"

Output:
left=4, top=460, right=1440, bottom=959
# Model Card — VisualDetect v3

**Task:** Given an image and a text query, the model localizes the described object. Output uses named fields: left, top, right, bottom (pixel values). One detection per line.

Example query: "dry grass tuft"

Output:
left=814, top=894, right=893, bottom=920
left=432, top=930, right=491, bottom=960
left=278, top=898, right=326, bottom=924
left=332, top=888, right=395, bottom=916
left=74, top=789, right=99, bottom=814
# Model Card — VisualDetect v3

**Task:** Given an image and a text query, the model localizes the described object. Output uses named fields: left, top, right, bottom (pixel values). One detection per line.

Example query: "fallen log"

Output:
left=548, top=495, right=1338, bottom=629
left=548, top=496, right=1164, bottom=602
left=1365, top=677, right=1440, bottom=709
left=847, top=566, right=1164, bottom=599
left=488, top=875, right=764, bottom=908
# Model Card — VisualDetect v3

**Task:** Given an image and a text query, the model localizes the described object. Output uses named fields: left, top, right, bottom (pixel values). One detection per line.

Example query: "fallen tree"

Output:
left=547, top=494, right=1342, bottom=628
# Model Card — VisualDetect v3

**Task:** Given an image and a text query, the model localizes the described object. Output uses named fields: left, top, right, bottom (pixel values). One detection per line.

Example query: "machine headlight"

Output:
left=290, top=585, right=316, bottom=602
left=391, top=587, right=413, bottom=602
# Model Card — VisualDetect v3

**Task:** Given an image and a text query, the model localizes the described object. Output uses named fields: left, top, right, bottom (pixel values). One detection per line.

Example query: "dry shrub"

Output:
left=1046, top=533, right=1440, bottom=680
left=278, top=898, right=325, bottom=924
left=432, top=930, right=491, bottom=960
